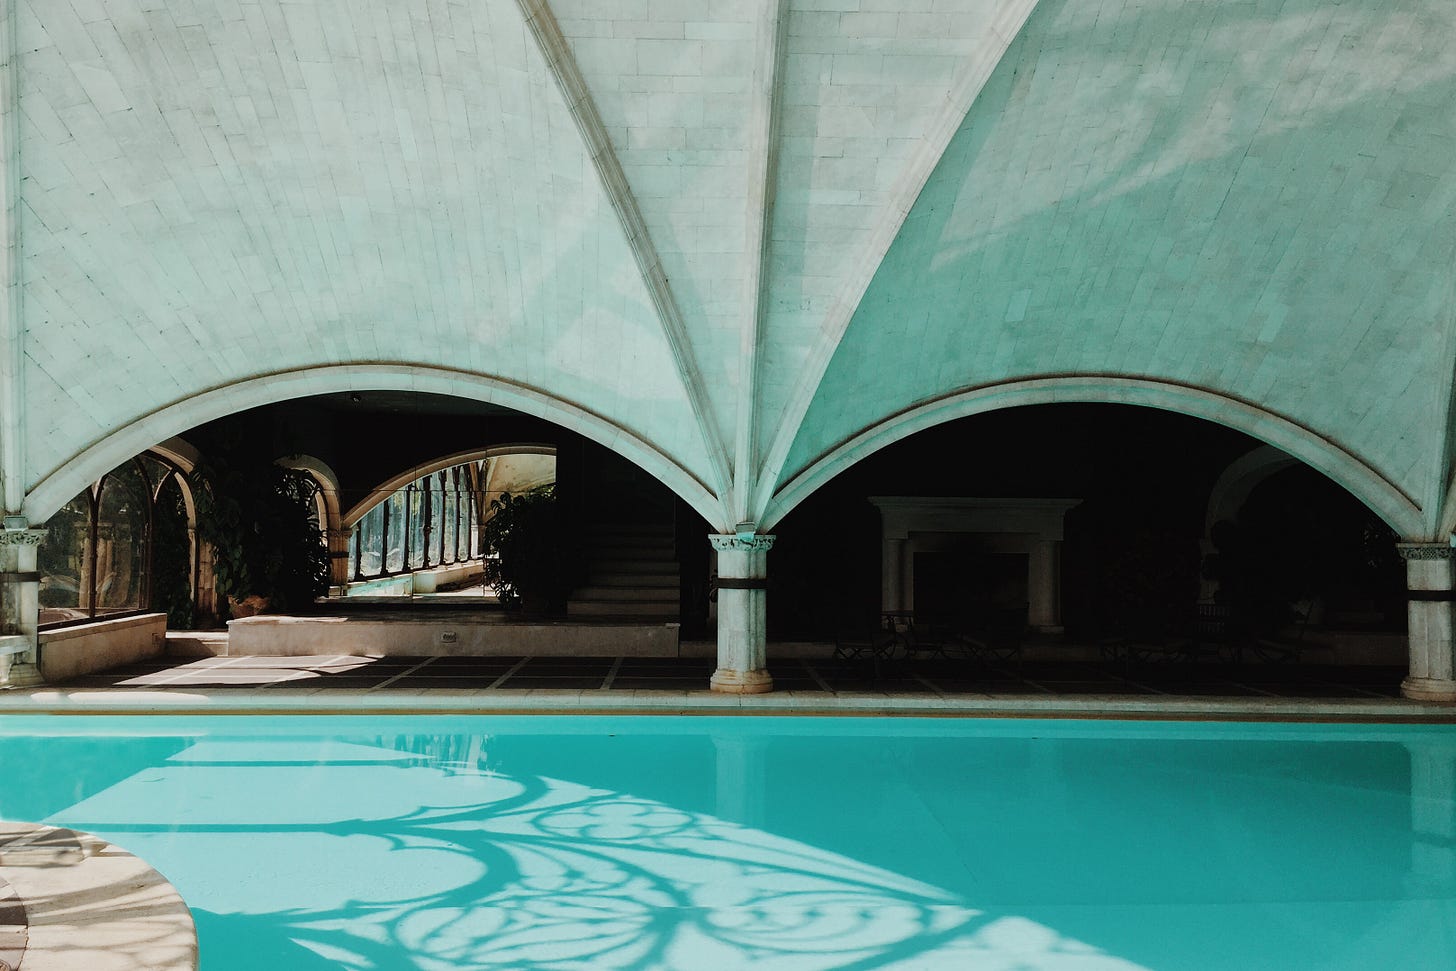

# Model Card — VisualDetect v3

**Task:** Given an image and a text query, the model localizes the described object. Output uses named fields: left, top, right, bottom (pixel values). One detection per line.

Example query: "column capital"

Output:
left=1398, top=543, right=1456, bottom=561
left=0, top=527, right=45, bottom=546
left=709, top=533, right=775, bottom=553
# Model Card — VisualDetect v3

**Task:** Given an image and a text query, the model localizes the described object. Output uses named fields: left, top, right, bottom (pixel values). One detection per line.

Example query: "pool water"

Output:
left=0, top=715, right=1453, bottom=970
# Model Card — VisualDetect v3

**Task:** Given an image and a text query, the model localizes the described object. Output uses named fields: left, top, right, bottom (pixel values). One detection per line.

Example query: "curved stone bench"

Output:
left=0, top=824, right=197, bottom=970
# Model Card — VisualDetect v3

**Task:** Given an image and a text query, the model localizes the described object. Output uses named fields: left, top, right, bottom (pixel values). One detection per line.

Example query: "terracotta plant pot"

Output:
left=227, top=594, right=272, bottom=619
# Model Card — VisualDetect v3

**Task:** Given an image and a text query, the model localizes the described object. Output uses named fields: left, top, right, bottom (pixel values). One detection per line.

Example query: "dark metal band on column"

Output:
left=716, top=577, right=769, bottom=590
left=1407, top=589, right=1456, bottom=601
left=0, top=572, right=38, bottom=582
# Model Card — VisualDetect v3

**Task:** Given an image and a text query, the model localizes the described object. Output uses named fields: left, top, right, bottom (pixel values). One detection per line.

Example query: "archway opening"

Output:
left=36, top=451, right=195, bottom=629
left=769, top=403, right=1403, bottom=682
left=35, top=390, right=697, bottom=636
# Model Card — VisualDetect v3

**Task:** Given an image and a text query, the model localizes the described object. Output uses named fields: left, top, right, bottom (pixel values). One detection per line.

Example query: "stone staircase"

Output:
left=567, top=524, right=681, bottom=620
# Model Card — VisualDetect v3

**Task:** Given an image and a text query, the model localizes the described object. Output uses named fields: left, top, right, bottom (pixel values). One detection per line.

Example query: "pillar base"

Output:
left=710, top=668, right=774, bottom=694
left=1402, top=677, right=1456, bottom=703
left=3, top=660, right=45, bottom=689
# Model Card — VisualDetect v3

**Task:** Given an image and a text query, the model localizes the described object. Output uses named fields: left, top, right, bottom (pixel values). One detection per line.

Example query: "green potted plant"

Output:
left=190, top=438, right=331, bottom=616
left=481, top=485, right=563, bottom=613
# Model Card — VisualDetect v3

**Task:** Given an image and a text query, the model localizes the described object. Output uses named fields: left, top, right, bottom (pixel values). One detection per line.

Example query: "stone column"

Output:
left=1399, top=543, right=1456, bottom=703
left=882, top=536, right=906, bottom=613
left=710, top=534, right=774, bottom=694
left=0, top=524, right=47, bottom=687
left=1027, top=538, right=1063, bottom=633
left=327, top=527, right=352, bottom=587
left=194, top=537, right=218, bottom=623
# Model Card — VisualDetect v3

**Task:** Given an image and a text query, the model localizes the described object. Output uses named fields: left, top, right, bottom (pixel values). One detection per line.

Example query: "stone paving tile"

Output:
left=1031, top=681, right=1160, bottom=695
left=497, top=677, right=609, bottom=690
left=518, top=656, right=616, bottom=667
left=1262, top=684, right=1383, bottom=699
left=610, top=678, right=709, bottom=691
left=396, top=669, right=515, bottom=684
left=44, top=654, right=1411, bottom=707
left=408, top=660, right=517, bottom=669
left=287, top=676, right=396, bottom=689
left=615, top=662, right=714, bottom=674
left=156, top=676, right=309, bottom=687
left=391, top=677, right=501, bottom=689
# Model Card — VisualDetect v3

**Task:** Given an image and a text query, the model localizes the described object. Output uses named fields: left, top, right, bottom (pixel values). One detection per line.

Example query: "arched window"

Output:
left=348, top=460, right=484, bottom=580
left=37, top=452, right=193, bottom=628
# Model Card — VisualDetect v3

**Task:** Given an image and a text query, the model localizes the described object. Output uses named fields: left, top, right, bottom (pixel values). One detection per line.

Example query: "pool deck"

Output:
left=3, top=654, right=1454, bottom=722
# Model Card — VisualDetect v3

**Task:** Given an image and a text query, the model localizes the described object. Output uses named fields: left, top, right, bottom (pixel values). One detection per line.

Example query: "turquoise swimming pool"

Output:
left=0, top=715, right=1452, bottom=970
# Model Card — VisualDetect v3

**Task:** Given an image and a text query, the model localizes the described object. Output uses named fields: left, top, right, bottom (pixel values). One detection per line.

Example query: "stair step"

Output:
left=587, top=523, right=674, bottom=534
left=589, top=559, right=678, bottom=573
left=589, top=569, right=678, bottom=584
left=584, top=526, right=675, bottom=537
left=584, top=548, right=676, bottom=562
left=568, top=600, right=681, bottom=618
left=574, top=585, right=680, bottom=600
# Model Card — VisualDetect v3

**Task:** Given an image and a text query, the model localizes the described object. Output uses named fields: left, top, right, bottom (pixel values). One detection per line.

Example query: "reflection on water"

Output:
left=0, top=717, right=1452, bottom=970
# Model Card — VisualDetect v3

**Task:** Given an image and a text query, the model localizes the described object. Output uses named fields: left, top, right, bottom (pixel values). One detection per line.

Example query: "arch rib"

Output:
left=1202, top=445, right=1299, bottom=536
left=751, top=0, right=1042, bottom=523
left=0, top=0, right=23, bottom=514
left=732, top=0, right=790, bottom=524
left=760, top=376, right=1425, bottom=538
left=516, top=0, right=733, bottom=509
left=22, top=364, right=721, bottom=528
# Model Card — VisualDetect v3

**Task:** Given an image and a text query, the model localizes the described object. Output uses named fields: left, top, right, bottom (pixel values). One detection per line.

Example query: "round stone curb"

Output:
left=0, top=824, right=197, bottom=971
left=0, top=874, right=25, bottom=971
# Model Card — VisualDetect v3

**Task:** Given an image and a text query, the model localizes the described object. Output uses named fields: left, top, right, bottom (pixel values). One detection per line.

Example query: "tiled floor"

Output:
left=58, top=654, right=1407, bottom=699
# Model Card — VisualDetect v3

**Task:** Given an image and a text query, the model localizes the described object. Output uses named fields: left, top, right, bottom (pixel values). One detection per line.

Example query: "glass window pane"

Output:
left=38, top=492, right=90, bottom=625
left=138, top=455, right=173, bottom=498
left=408, top=485, right=425, bottom=571
left=468, top=490, right=480, bottom=559
left=150, top=474, right=193, bottom=628
left=385, top=490, right=406, bottom=574
left=432, top=474, right=446, bottom=565
left=359, top=505, right=383, bottom=577
left=444, top=485, right=458, bottom=565
left=95, top=462, right=149, bottom=615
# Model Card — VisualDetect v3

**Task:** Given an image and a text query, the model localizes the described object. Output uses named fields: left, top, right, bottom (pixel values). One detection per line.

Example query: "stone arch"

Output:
left=1203, top=445, right=1301, bottom=537
left=23, top=365, right=723, bottom=528
left=341, top=445, right=555, bottom=529
left=761, top=375, right=1425, bottom=537
left=278, top=455, right=344, bottom=533
left=278, top=455, right=348, bottom=586
left=148, top=438, right=200, bottom=526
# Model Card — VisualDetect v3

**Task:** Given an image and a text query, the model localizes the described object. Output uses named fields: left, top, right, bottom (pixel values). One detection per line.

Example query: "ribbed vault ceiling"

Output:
left=12, top=0, right=1456, bottom=536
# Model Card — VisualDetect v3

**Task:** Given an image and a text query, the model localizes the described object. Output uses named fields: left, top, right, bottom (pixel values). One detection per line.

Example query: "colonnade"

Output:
left=1, top=518, right=1455, bottom=703
left=701, top=533, right=1456, bottom=702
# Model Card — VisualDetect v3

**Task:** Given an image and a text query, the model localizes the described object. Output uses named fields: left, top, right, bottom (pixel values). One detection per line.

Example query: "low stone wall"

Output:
left=229, top=614, right=680, bottom=657
left=341, top=560, right=485, bottom=597
left=342, top=575, right=414, bottom=596
left=37, top=613, right=167, bottom=683
left=410, top=560, right=483, bottom=593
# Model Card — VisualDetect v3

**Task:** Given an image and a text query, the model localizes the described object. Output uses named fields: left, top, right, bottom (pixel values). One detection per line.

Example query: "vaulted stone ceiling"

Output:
left=8, top=0, right=1455, bottom=539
